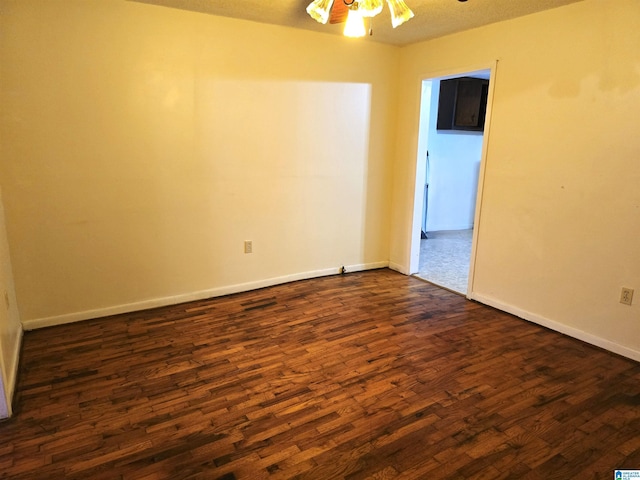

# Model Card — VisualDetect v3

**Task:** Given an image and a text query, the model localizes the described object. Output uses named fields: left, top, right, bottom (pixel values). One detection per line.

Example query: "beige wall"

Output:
left=391, top=0, right=640, bottom=358
left=0, top=1, right=398, bottom=326
left=0, top=187, right=22, bottom=417
left=1, top=0, right=638, bottom=363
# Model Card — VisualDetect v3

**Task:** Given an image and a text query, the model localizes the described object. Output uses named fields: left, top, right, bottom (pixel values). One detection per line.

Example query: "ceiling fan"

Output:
left=328, top=1, right=349, bottom=24
left=306, top=0, right=414, bottom=37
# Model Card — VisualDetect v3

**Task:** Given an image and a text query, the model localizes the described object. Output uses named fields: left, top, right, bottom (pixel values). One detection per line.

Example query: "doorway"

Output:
left=409, top=66, right=495, bottom=296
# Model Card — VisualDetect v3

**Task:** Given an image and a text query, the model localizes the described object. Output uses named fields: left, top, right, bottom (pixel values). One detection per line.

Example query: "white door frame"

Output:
left=408, top=61, right=498, bottom=298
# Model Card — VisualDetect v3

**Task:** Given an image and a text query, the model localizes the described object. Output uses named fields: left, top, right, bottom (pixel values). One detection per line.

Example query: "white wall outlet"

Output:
left=244, top=240, right=253, bottom=254
left=620, top=287, right=634, bottom=306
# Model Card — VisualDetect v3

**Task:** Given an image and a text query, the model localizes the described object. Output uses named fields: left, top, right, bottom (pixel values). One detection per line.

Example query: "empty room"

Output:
left=0, top=0, right=638, bottom=478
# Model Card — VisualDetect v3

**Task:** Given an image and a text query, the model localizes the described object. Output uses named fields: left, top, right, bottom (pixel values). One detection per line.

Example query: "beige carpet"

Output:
left=415, top=229, right=473, bottom=294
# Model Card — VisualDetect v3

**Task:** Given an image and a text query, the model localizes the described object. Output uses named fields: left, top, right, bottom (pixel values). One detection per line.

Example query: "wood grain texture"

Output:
left=1, top=269, right=638, bottom=479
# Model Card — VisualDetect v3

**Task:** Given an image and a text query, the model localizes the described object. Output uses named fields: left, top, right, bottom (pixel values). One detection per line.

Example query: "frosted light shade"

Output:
left=360, top=0, right=384, bottom=18
left=306, top=0, right=335, bottom=24
left=344, top=9, right=367, bottom=37
left=386, top=0, right=414, bottom=28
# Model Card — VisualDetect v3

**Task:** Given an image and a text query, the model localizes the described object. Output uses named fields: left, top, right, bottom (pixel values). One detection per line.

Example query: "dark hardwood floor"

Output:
left=1, top=269, right=638, bottom=479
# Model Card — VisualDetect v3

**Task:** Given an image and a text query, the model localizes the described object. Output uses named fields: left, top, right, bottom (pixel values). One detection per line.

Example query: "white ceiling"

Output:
left=130, top=0, right=584, bottom=46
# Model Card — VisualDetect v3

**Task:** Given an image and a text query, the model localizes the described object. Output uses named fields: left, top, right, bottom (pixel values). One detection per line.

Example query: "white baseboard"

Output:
left=425, top=224, right=474, bottom=232
left=343, top=261, right=389, bottom=273
left=470, top=292, right=640, bottom=362
left=388, top=262, right=409, bottom=275
left=0, top=375, right=7, bottom=419
left=22, top=262, right=389, bottom=331
left=2, top=329, right=23, bottom=417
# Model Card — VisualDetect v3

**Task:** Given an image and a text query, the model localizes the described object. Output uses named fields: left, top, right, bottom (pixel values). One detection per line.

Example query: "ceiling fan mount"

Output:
left=329, top=0, right=350, bottom=24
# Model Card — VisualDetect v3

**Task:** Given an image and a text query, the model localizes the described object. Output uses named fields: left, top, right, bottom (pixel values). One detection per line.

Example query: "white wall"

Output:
left=424, top=78, right=483, bottom=232
left=0, top=186, right=22, bottom=417
left=0, top=0, right=398, bottom=328
left=0, top=374, right=7, bottom=419
left=391, top=0, right=640, bottom=360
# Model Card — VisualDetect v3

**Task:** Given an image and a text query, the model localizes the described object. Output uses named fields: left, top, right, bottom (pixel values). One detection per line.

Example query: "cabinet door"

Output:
left=437, top=77, right=488, bottom=131
left=454, top=79, right=484, bottom=128
left=436, top=79, right=458, bottom=130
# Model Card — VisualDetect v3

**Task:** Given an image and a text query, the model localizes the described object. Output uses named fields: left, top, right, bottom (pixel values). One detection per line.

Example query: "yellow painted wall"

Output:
left=1, top=0, right=638, bottom=363
left=391, top=0, right=640, bottom=357
left=0, top=1, right=398, bottom=326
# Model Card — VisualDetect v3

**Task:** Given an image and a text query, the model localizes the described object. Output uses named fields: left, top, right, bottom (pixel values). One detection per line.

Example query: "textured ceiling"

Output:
left=130, top=0, right=584, bottom=46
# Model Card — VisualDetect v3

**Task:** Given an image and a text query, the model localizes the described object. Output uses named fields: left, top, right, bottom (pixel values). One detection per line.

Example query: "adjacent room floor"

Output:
left=416, top=229, right=473, bottom=295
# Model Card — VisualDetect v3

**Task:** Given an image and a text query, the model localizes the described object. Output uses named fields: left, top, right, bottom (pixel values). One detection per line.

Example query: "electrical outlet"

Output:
left=244, top=240, right=253, bottom=254
left=620, top=287, right=634, bottom=306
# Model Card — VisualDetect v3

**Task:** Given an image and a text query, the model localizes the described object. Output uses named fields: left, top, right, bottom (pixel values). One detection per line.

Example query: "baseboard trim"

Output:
left=0, top=376, right=7, bottom=419
left=425, top=224, right=474, bottom=233
left=470, top=292, right=640, bottom=362
left=388, top=262, right=409, bottom=275
left=3, top=329, right=22, bottom=417
left=22, top=262, right=389, bottom=331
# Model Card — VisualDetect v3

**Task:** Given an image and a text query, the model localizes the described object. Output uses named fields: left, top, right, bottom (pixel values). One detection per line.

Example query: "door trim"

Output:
left=407, top=60, right=499, bottom=299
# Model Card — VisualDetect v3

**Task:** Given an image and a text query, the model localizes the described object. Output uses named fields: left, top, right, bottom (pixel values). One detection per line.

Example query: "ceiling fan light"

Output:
left=344, top=8, right=367, bottom=37
left=306, top=0, right=335, bottom=24
left=360, top=0, right=384, bottom=18
left=386, top=0, right=414, bottom=28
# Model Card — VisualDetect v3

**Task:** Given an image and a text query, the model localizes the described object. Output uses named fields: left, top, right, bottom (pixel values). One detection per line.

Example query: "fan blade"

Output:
left=329, top=1, right=348, bottom=24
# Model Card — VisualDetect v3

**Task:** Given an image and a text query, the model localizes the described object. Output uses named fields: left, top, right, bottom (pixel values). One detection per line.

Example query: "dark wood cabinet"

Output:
left=437, top=77, right=489, bottom=131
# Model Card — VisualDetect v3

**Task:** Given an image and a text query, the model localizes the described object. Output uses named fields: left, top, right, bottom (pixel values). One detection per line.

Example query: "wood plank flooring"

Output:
left=1, top=269, right=639, bottom=479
